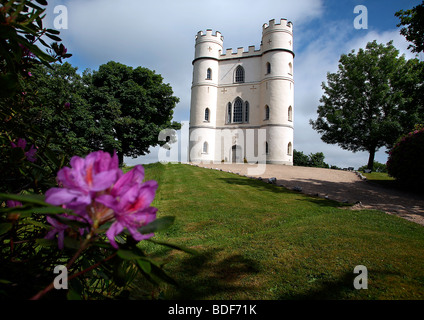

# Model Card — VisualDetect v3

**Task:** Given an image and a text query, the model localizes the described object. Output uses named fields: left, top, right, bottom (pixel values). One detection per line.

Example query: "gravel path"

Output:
left=191, top=163, right=424, bottom=226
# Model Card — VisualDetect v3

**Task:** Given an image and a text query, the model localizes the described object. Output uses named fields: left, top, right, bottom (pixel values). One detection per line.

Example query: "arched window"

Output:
left=233, top=98, right=243, bottom=122
left=235, top=65, right=245, bottom=83
left=206, top=68, right=212, bottom=80
left=203, top=141, right=208, bottom=154
left=227, top=102, right=232, bottom=124
left=288, top=62, right=293, bottom=75
left=245, top=101, right=249, bottom=123
left=265, top=105, right=270, bottom=120
left=266, top=142, right=269, bottom=155
left=204, top=108, right=210, bottom=122
left=288, top=106, right=293, bottom=122
left=287, top=142, right=292, bottom=156
left=266, top=62, right=271, bottom=74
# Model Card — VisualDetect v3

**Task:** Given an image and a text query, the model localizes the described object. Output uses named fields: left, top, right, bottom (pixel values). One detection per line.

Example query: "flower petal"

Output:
left=106, top=221, right=124, bottom=249
left=45, top=188, right=87, bottom=206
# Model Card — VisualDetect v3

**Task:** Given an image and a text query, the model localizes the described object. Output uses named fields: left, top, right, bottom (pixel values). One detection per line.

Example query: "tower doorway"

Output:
left=231, top=145, right=242, bottom=163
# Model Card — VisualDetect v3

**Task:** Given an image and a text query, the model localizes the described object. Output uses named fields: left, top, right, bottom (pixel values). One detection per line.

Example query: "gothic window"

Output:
left=203, top=141, right=208, bottom=154
left=265, top=105, right=270, bottom=120
left=204, top=108, right=210, bottom=122
left=227, top=102, right=232, bottom=124
left=288, top=106, right=293, bottom=122
left=206, top=68, right=212, bottom=80
left=266, top=62, right=271, bottom=74
left=245, top=101, right=249, bottom=123
left=235, top=65, right=245, bottom=83
left=287, top=142, right=292, bottom=156
left=233, top=98, right=243, bottom=123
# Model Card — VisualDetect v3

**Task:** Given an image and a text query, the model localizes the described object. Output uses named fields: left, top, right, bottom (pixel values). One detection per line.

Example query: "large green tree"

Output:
left=83, top=61, right=180, bottom=164
left=25, top=62, right=95, bottom=158
left=395, top=0, right=424, bottom=54
left=310, top=41, right=423, bottom=171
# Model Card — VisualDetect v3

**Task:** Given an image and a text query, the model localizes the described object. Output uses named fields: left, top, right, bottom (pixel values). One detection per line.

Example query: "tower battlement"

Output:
left=195, top=29, right=224, bottom=43
left=219, top=45, right=261, bottom=59
left=262, top=18, right=293, bottom=35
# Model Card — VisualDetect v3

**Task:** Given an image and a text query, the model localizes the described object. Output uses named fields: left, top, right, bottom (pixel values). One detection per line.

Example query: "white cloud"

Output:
left=42, top=1, right=416, bottom=169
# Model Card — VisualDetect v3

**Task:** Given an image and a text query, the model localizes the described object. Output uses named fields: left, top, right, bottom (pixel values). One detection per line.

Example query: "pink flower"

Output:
left=11, top=138, right=37, bottom=162
left=96, top=165, right=158, bottom=248
left=6, top=200, right=23, bottom=208
left=44, top=151, right=158, bottom=249
left=45, top=151, right=121, bottom=218
left=45, top=216, right=69, bottom=250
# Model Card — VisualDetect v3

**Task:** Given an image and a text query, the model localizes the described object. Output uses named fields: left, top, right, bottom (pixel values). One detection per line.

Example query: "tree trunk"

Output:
left=367, top=148, right=376, bottom=171
left=117, top=152, right=124, bottom=166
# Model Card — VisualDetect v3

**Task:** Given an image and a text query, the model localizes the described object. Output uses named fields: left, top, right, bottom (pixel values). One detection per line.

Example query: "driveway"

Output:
left=191, top=162, right=424, bottom=226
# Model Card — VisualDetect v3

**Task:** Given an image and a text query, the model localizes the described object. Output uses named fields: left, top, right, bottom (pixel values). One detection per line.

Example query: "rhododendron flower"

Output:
left=45, top=150, right=121, bottom=219
left=45, top=216, right=69, bottom=250
left=44, top=150, right=158, bottom=249
left=97, top=167, right=158, bottom=248
left=11, top=138, right=37, bottom=162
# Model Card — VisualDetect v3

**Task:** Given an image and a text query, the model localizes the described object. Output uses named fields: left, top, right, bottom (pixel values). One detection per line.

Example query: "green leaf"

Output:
left=0, top=279, right=13, bottom=284
left=36, top=238, right=56, bottom=247
left=34, top=0, right=48, bottom=7
left=137, top=216, right=175, bottom=234
left=0, top=223, right=12, bottom=236
left=117, top=249, right=143, bottom=260
left=67, top=288, right=82, bottom=300
left=63, top=237, right=81, bottom=250
left=0, top=193, right=46, bottom=206
left=52, top=215, right=89, bottom=229
left=45, top=33, right=62, bottom=42
left=136, top=259, right=151, bottom=274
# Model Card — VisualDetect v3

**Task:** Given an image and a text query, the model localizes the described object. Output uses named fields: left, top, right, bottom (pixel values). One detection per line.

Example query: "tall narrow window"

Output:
left=233, top=98, right=243, bottom=123
left=204, top=108, right=210, bottom=122
left=203, top=141, right=208, bottom=154
left=288, top=62, right=293, bottom=75
left=245, top=101, right=249, bottom=123
left=266, top=142, right=269, bottom=155
left=287, top=142, right=292, bottom=155
left=265, top=105, right=270, bottom=120
left=206, top=68, right=212, bottom=80
left=235, top=65, right=245, bottom=83
left=266, top=62, right=271, bottom=74
left=288, top=106, right=293, bottom=122
left=227, top=102, right=232, bottom=124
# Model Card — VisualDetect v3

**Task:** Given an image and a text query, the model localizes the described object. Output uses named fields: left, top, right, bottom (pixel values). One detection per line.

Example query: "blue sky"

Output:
left=42, top=0, right=423, bottom=168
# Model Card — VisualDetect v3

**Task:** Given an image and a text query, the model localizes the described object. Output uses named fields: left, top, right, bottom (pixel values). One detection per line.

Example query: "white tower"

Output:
left=189, top=19, right=294, bottom=165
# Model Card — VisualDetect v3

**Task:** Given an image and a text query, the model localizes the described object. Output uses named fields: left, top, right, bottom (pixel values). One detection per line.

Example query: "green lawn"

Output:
left=129, top=163, right=424, bottom=300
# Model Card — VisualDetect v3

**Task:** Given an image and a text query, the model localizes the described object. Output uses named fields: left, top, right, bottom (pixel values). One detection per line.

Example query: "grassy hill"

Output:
left=129, top=163, right=424, bottom=300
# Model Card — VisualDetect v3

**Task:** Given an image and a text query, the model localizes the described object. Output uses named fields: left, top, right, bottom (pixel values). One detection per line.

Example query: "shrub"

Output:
left=387, top=125, right=424, bottom=188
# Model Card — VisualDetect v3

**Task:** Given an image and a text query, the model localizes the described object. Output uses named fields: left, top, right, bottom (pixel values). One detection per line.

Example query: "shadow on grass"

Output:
left=278, top=269, right=402, bottom=300
left=218, top=177, right=297, bottom=195
left=167, top=248, right=261, bottom=300
left=218, top=176, right=345, bottom=209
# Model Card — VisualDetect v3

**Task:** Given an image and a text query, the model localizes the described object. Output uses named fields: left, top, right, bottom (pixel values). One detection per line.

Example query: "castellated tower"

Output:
left=189, top=19, right=294, bottom=165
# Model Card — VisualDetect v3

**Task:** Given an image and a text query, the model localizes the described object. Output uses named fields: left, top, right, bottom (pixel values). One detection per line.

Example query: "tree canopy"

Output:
left=395, top=0, right=424, bottom=54
left=310, top=41, right=423, bottom=170
left=83, top=61, right=180, bottom=164
left=22, top=61, right=181, bottom=165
